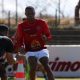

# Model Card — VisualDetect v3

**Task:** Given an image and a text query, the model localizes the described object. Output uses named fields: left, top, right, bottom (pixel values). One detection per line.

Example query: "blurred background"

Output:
left=0, top=0, right=80, bottom=45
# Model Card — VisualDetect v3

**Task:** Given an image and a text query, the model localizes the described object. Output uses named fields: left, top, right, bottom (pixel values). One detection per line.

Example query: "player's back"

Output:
left=0, top=36, right=12, bottom=62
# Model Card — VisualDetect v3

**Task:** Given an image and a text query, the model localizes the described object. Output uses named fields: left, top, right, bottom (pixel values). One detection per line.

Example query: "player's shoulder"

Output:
left=2, top=36, right=11, bottom=41
left=36, top=18, right=46, bottom=23
left=18, top=20, right=27, bottom=28
left=0, top=36, right=12, bottom=44
left=0, top=36, right=8, bottom=39
left=18, top=22, right=24, bottom=27
left=36, top=19, right=47, bottom=25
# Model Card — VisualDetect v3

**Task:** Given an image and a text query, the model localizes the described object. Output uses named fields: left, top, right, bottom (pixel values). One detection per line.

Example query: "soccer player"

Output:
left=0, top=24, right=16, bottom=80
left=14, top=6, right=55, bottom=80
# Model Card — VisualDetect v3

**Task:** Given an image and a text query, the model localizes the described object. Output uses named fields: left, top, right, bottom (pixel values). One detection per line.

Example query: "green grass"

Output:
left=36, top=78, right=45, bottom=80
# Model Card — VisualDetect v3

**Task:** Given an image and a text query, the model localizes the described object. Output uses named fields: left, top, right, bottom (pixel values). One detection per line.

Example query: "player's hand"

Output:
left=16, top=53, right=25, bottom=60
left=42, top=35, right=47, bottom=41
left=16, top=54, right=23, bottom=60
left=18, top=47, right=25, bottom=54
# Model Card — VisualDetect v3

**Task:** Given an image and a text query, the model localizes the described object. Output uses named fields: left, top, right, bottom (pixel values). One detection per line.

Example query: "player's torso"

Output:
left=21, top=19, right=46, bottom=51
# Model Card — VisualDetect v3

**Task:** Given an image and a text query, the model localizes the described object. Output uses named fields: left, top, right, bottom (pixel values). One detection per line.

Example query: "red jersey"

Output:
left=15, top=19, right=52, bottom=51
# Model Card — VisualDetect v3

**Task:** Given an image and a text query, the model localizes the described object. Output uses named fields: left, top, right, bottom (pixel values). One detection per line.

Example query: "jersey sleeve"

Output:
left=13, top=24, right=24, bottom=52
left=42, top=20, right=52, bottom=40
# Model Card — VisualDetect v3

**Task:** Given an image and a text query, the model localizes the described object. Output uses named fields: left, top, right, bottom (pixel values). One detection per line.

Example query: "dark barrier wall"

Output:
left=49, top=29, right=80, bottom=45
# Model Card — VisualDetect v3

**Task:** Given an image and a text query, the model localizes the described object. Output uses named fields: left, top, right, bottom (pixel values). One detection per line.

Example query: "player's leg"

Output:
left=39, top=49, right=55, bottom=80
left=28, top=56, right=37, bottom=80
left=0, top=64, right=7, bottom=80
left=37, top=63, right=48, bottom=80
left=39, top=57, right=55, bottom=80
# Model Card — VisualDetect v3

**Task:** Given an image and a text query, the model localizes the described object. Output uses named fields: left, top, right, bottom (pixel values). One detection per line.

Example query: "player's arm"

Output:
left=42, top=20, right=52, bottom=41
left=14, top=24, right=24, bottom=53
left=16, top=53, right=26, bottom=62
left=6, top=52, right=16, bottom=64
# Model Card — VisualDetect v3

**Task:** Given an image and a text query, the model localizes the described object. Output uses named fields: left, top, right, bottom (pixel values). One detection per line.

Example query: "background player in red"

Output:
left=14, top=6, right=55, bottom=80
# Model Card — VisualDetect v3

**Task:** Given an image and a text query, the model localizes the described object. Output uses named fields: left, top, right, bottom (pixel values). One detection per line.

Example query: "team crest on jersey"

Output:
left=31, top=40, right=41, bottom=49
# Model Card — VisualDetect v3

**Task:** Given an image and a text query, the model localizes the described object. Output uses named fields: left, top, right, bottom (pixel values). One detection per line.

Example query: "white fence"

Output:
left=37, top=45, right=80, bottom=78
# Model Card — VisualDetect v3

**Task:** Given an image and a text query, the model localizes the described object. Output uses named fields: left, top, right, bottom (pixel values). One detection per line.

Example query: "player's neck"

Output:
left=27, top=18, right=36, bottom=23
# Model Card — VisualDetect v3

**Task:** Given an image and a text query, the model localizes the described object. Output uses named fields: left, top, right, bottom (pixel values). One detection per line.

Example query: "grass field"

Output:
left=36, top=78, right=80, bottom=80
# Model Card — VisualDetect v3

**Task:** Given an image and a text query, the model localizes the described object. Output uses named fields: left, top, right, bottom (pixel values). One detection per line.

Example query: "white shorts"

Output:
left=25, top=49, right=49, bottom=60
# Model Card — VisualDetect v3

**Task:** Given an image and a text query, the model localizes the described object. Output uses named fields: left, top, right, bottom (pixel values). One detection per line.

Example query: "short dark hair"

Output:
left=25, top=6, right=35, bottom=13
left=0, top=24, right=9, bottom=32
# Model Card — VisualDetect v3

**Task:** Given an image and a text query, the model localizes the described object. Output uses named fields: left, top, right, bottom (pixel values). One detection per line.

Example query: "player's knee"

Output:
left=43, top=64, right=50, bottom=71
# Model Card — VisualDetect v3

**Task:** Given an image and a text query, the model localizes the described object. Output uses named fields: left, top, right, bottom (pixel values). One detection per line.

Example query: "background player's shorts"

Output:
left=0, top=64, right=6, bottom=77
left=25, top=49, right=49, bottom=60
